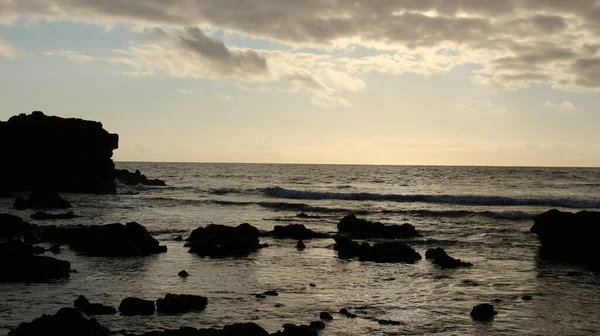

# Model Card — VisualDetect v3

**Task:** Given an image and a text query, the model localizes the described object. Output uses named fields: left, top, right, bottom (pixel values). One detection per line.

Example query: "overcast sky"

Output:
left=1, top=1, right=600, bottom=166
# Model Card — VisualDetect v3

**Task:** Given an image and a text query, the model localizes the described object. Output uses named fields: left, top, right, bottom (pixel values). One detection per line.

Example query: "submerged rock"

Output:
left=31, top=211, right=77, bottom=220
left=0, top=111, right=119, bottom=194
left=425, top=248, right=473, bottom=269
left=470, top=303, right=497, bottom=321
left=186, top=223, right=264, bottom=257
left=13, top=191, right=71, bottom=210
left=115, top=169, right=166, bottom=186
left=271, top=224, right=325, bottom=240
left=7, top=307, right=110, bottom=336
left=0, top=240, right=71, bottom=282
left=334, top=236, right=421, bottom=263
left=119, top=297, right=155, bottom=316
left=74, top=295, right=117, bottom=315
left=531, top=209, right=600, bottom=265
left=337, top=214, right=418, bottom=239
left=156, top=294, right=208, bottom=315
left=43, top=222, right=167, bottom=257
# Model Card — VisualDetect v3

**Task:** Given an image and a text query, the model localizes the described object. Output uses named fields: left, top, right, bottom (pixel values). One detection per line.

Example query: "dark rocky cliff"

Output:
left=0, top=111, right=119, bottom=194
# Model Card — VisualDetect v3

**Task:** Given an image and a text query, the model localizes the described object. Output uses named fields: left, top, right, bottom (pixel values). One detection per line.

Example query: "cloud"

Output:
left=216, top=93, right=233, bottom=100
left=5, top=1, right=600, bottom=93
left=544, top=100, right=577, bottom=112
left=41, top=50, right=95, bottom=62
left=177, top=88, right=193, bottom=95
left=0, top=36, right=16, bottom=59
left=453, top=100, right=507, bottom=115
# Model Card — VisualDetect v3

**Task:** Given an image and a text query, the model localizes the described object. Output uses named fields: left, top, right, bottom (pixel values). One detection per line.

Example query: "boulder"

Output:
left=334, top=236, right=421, bottom=263
left=42, top=222, right=167, bottom=257
left=7, top=307, right=110, bottom=336
left=0, top=213, right=36, bottom=240
left=425, top=248, right=472, bottom=269
left=74, top=295, right=117, bottom=315
left=308, top=321, right=325, bottom=330
left=272, top=324, right=318, bottom=336
left=119, top=297, right=155, bottom=315
left=319, top=312, right=333, bottom=320
left=186, top=223, right=264, bottom=257
left=156, top=294, right=208, bottom=315
left=470, top=303, right=497, bottom=321
left=178, top=270, right=189, bottom=277
left=531, top=209, right=600, bottom=265
left=271, top=224, right=324, bottom=240
left=0, top=111, right=118, bottom=194
left=377, top=319, right=401, bottom=325
left=339, top=308, right=357, bottom=318
left=337, top=214, right=418, bottom=239
left=31, top=211, right=77, bottom=220
left=295, top=240, right=306, bottom=249
left=0, top=240, right=71, bottom=282
left=16, top=191, right=72, bottom=210
left=115, top=169, right=166, bottom=186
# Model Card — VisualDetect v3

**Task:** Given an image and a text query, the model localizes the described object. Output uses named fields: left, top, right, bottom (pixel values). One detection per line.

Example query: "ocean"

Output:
left=1, top=163, right=600, bottom=335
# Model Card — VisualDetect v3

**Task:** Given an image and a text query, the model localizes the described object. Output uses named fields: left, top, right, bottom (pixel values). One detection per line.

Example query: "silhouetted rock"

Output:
left=295, top=240, right=306, bottom=249
left=339, top=308, right=357, bottom=318
left=31, top=211, right=77, bottom=220
left=13, top=191, right=72, bottom=210
left=319, top=312, right=333, bottom=320
left=470, top=303, right=497, bottom=321
left=42, top=222, right=166, bottom=257
left=0, top=213, right=36, bottom=240
left=0, top=240, right=71, bottom=282
left=308, top=321, right=325, bottom=330
left=173, top=235, right=183, bottom=241
left=74, top=295, right=117, bottom=315
left=531, top=209, right=600, bottom=265
left=425, top=248, right=473, bottom=269
left=271, top=224, right=324, bottom=240
left=377, top=319, right=401, bottom=325
left=7, top=307, right=110, bottom=336
left=262, top=290, right=279, bottom=296
left=119, top=297, right=155, bottom=315
left=115, top=169, right=166, bottom=186
left=334, top=236, right=421, bottom=263
left=521, top=295, right=532, bottom=301
left=178, top=270, right=189, bottom=277
left=337, top=214, right=418, bottom=238
left=49, top=244, right=61, bottom=253
left=186, top=223, right=264, bottom=257
left=272, top=324, right=318, bottom=336
left=156, top=294, right=208, bottom=315
left=0, top=111, right=119, bottom=194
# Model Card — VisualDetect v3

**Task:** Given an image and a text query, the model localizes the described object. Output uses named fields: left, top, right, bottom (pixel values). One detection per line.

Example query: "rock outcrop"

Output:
left=115, top=169, right=166, bottom=186
left=334, top=236, right=421, bottom=263
left=156, top=294, right=208, bottom=315
left=13, top=191, right=72, bottom=210
left=531, top=209, right=600, bottom=265
left=425, top=248, right=472, bottom=269
left=42, top=222, right=167, bottom=257
left=186, top=223, right=265, bottom=257
left=270, top=224, right=325, bottom=240
left=0, top=111, right=119, bottom=194
left=470, top=303, right=497, bottom=321
left=74, top=295, right=117, bottom=315
left=119, top=297, right=156, bottom=315
left=337, top=214, right=418, bottom=239
left=7, top=307, right=110, bottom=336
left=0, top=213, right=36, bottom=240
left=0, top=240, right=71, bottom=282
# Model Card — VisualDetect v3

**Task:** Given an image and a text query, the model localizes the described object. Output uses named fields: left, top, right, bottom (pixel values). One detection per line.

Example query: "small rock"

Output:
left=118, top=297, right=155, bottom=315
left=49, top=244, right=61, bottom=254
left=296, top=240, right=306, bottom=249
left=319, top=312, right=333, bottom=320
left=339, top=308, right=358, bottom=318
left=173, top=235, right=183, bottom=241
left=74, top=295, right=91, bottom=309
left=378, top=319, right=401, bottom=325
left=492, top=298, right=503, bottom=303
left=521, top=295, right=533, bottom=301
left=263, top=290, right=279, bottom=296
left=156, top=293, right=208, bottom=315
left=470, top=303, right=497, bottom=321
left=309, top=283, right=316, bottom=287
left=255, top=294, right=266, bottom=299
left=178, top=270, right=189, bottom=277
left=309, top=321, right=326, bottom=330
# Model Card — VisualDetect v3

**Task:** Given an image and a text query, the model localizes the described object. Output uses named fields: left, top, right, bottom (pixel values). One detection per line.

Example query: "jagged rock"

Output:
left=119, top=297, right=155, bottom=315
left=74, top=295, right=117, bottom=315
left=333, top=236, right=421, bottom=263
left=272, top=324, right=318, bottom=336
left=156, top=294, right=208, bottom=315
left=0, top=240, right=71, bottom=282
left=319, top=312, right=333, bottom=320
left=0, top=111, right=119, bottom=194
left=178, top=270, right=189, bottom=277
left=7, top=307, right=110, bottom=336
left=271, top=224, right=324, bottom=240
left=295, top=240, right=306, bottom=249
left=0, top=213, right=36, bottom=240
left=470, top=303, right=497, bottom=321
left=425, top=248, right=472, bottom=269
left=337, top=214, right=418, bottom=238
left=339, top=308, right=357, bottom=318
left=115, top=169, right=166, bottom=186
left=42, top=222, right=167, bottom=257
left=31, top=211, right=77, bottom=220
left=531, top=209, right=600, bottom=265
left=186, top=223, right=264, bottom=257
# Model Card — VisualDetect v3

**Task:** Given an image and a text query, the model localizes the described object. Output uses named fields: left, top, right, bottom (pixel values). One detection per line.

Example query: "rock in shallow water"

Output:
left=270, top=224, right=325, bottom=240
left=119, top=297, right=156, bottom=316
left=156, top=294, right=208, bottom=315
left=186, top=223, right=264, bottom=257
left=470, top=303, right=497, bottom=321
left=30, top=211, right=77, bottom=220
left=0, top=240, right=71, bottom=282
left=334, top=236, right=421, bottom=263
left=74, top=295, right=117, bottom=315
left=425, top=247, right=472, bottom=269
left=13, top=191, right=72, bottom=210
left=115, top=169, right=166, bottom=186
left=8, top=307, right=110, bottom=336
left=337, top=214, right=419, bottom=239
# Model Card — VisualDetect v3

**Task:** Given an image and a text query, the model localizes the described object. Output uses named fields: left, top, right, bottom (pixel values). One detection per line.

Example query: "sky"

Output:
left=1, top=1, right=600, bottom=167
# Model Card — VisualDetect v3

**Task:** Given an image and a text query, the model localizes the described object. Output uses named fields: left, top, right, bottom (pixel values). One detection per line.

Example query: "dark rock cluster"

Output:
left=337, top=214, right=419, bottom=238
left=334, top=236, right=421, bottom=263
left=115, top=169, right=166, bottom=186
left=8, top=307, right=110, bottom=336
left=425, top=248, right=473, bottom=269
left=0, top=111, right=119, bottom=194
left=0, top=239, right=71, bottom=282
left=270, top=224, right=325, bottom=240
left=74, top=295, right=117, bottom=315
left=186, top=223, right=265, bottom=257
left=156, top=294, right=208, bottom=315
left=13, top=191, right=72, bottom=210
